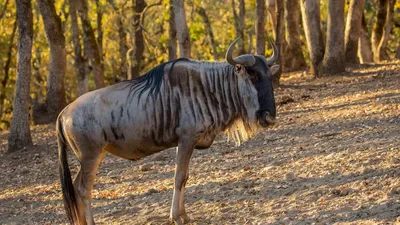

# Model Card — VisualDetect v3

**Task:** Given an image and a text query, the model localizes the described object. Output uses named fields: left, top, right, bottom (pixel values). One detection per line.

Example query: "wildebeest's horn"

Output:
left=266, top=40, right=279, bottom=66
left=226, top=38, right=256, bottom=66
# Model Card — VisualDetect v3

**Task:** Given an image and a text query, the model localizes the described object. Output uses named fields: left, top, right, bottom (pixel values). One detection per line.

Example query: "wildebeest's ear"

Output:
left=270, top=65, right=280, bottom=76
left=234, top=65, right=246, bottom=76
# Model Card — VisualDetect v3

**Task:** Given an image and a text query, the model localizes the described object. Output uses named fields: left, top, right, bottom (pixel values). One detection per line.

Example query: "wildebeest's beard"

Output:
left=224, top=75, right=259, bottom=146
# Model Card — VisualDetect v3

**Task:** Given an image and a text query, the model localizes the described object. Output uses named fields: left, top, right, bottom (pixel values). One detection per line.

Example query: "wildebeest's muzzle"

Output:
left=257, top=110, right=276, bottom=127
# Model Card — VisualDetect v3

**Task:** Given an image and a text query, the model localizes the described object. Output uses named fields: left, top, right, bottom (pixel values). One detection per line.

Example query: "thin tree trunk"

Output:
left=322, top=0, right=345, bottom=75
left=109, top=0, right=128, bottom=81
left=371, top=0, right=388, bottom=62
left=36, top=0, right=67, bottom=123
left=300, top=0, right=325, bottom=77
left=117, top=9, right=127, bottom=81
left=96, top=0, right=103, bottom=62
left=358, top=13, right=373, bottom=63
left=196, top=6, right=218, bottom=60
left=168, top=0, right=177, bottom=60
left=266, top=0, right=276, bottom=39
left=174, top=0, right=191, bottom=58
left=377, top=0, right=395, bottom=61
left=255, top=0, right=265, bottom=55
left=70, top=0, right=88, bottom=95
left=231, top=0, right=245, bottom=54
left=344, top=0, right=365, bottom=64
left=8, top=0, right=33, bottom=152
left=77, top=0, right=104, bottom=88
left=129, top=0, right=146, bottom=79
left=272, top=0, right=283, bottom=87
left=284, top=0, right=306, bottom=71
left=0, top=21, right=17, bottom=120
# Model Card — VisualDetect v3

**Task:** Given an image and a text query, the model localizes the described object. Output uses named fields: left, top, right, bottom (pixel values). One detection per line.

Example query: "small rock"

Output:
left=285, top=172, right=295, bottom=181
left=146, top=188, right=158, bottom=195
left=139, top=164, right=152, bottom=171
left=388, top=187, right=400, bottom=196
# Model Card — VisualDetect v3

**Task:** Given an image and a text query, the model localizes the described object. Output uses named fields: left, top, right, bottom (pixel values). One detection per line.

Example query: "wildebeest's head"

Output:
left=226, top=38, right=279, bottom=128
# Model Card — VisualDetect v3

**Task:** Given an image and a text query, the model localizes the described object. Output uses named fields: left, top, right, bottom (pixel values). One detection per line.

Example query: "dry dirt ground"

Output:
left=1, top=63, right=400, bottom=225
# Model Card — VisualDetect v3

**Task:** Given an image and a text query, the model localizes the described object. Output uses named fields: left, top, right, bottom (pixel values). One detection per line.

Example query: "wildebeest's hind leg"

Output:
left=170, top=138, right=196, bottom=225
left=73, top=147, right=106, bottom=225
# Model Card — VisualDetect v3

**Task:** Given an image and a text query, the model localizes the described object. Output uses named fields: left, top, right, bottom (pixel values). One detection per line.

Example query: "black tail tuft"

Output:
left=57, top=117, right=80, bottom=224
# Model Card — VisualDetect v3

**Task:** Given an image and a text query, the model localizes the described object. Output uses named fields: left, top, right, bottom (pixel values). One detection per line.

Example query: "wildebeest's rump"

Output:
left=57, top=37, right=279, bottom=225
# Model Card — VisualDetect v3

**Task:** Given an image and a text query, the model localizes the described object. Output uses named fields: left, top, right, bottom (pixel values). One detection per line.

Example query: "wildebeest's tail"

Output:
left=57, top=116, right=80, bottom=224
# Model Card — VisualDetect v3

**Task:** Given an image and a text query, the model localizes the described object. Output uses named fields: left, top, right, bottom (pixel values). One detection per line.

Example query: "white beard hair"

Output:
left=224, top=76, right=260, bottom=146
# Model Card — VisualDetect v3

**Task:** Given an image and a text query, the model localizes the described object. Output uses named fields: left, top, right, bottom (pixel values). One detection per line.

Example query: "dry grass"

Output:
left=0, top=62, right=399, bottom=224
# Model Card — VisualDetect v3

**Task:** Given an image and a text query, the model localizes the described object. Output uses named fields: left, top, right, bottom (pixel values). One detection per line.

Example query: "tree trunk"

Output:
left=255, top=0, right=265, bottom=55
left=96, top=0, right=103, bottom=62
left=266, top=0, right=277, bottom=39
left=168, top=0, right=177, bottom=60
left=344, top=0, right=365, bottom=64
left=0, top=21, right=17, bottom=120
left=371, top=0, right=388, bottom=62
left=129, top=0, right=147, bottom=79
left=196, top=6, right=218, bottom=60
left=109, top=0, right=128, bottom=81
left=36, top=0, right=67, bottom=123
left=358, top=13, right=373, bottom=63
left=377, top=0, right=395, bottom=61
left=70, top=0, right=88, bottom=95
left=231, top=0, right=245, bottom=55
left=174, top=0, right=191, bottom=58
left=77, top=0, right=104, bottom=88
left=117, top=9, right=127, bottom=81
left=272, top=0, right=283, bottom=87
left=284, top=0, right=306, bottom=71
left=300, top=0, right=325, bottom=77
left=322, top=0, right=345, bottom=75
left=8, top=0, right=33, bottom=152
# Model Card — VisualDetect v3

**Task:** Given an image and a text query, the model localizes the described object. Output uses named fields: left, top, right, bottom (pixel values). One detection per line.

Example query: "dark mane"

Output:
left=124, top=58, right=189, bottom=101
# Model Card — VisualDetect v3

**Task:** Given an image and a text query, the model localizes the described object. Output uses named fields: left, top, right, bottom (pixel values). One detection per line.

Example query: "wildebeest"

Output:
left=57, top=38, right=279, bottom=225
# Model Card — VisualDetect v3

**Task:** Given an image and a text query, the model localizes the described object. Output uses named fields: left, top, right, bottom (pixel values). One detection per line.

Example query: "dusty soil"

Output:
left=1, top=62, right=400, bottom=225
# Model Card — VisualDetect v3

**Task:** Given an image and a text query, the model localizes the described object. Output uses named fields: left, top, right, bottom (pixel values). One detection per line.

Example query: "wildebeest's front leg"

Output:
left=170, top=138, right=196, bottom=224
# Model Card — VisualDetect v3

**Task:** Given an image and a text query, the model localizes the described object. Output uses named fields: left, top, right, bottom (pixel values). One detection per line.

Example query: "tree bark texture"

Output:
left=129, top=0, right=147, bottom=79
left=371, top=0, right=388, bottom=61
left=323, top=0, right=345, bottom=75
left=36, top=0, right=67, bottom=122
left=231, top=0, right=245, bottom=55
left=377, top=0, right=395, bottom=61
left=77, top=0, right=105, bottom=88
left=168, top=0, right=177, bottom=60
left=300, top=0, right=324, bottom=77
left=196, top=6, right=218, bottom=60
left=255, top=0, right=265, bottom=55
left=0, top=21, right=17, bottom=120
left=8, top=0, right=33, bottom=152
left=358, top=13, right=373, bottom=63
left=174, top=0, right=191, bottom=58
left=284, top=0, right=306, bottom=71
left=70, top=0, right=88, bottom=95
left=344, top=0, right=365, bottom=64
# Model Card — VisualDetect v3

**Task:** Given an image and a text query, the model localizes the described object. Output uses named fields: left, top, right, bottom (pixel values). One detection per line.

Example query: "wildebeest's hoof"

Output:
left=170, top=216, right=184, bottom=225
left=181, top=214, right=191, bottom=224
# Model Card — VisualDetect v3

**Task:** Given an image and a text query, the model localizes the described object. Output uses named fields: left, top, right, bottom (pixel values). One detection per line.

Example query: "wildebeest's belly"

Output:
left=104, top=139, right=178, bottom=160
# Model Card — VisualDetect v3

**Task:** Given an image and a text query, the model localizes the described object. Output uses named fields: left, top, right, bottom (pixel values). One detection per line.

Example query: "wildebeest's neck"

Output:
left=168, top=61, right=245, bottom=133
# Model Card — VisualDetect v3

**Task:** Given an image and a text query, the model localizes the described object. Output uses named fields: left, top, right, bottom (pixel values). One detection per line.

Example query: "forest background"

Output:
left=0, top=0, right=399, bottom=152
